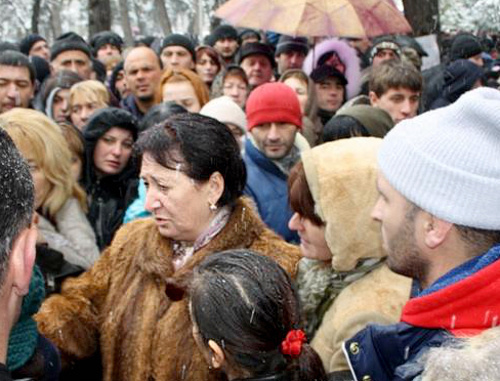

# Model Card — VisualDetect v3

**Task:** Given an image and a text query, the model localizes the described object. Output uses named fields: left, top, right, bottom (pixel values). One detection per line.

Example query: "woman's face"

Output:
left=21, top=149, right=51, bottom=210
left=162, top=80, right=201, bottom=113
left=141, top=153, right=218, bottom=243
left=222, top=76, right=248, bottom=108
left=283, top=77, right=308, bottom=114
left=196, top=53, right=219, bottom=85
left=93, top=127, right=134, bottom=176
left=288, top=213, right=332, bottom=262
left=71, top=94, right=106, bottom=130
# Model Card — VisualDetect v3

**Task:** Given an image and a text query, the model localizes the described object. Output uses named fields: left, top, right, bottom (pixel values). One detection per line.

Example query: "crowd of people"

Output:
left=0, top=22, right=499, bottom=381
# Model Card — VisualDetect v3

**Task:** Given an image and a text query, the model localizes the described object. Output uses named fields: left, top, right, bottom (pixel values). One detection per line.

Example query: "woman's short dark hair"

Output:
left=288, top=161, right=323, bottom=226
left=136, top=113, right=246, bottom=208
left=322, top=115, right=370, bottom=142
left=223, top=64, right=249, bottom=86
left=188, top=249, right=326, bottom=381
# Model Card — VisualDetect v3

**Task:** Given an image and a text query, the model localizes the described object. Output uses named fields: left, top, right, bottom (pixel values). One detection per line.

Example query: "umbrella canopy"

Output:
left=215, top=0, right=412, bottom=38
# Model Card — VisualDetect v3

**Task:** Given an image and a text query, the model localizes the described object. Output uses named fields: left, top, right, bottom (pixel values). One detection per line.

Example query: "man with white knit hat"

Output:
left=340, top=87, right=500, bottom=381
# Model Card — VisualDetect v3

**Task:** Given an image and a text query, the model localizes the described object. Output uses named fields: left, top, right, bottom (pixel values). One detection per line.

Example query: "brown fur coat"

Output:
left=35, top=197, right=300, bottom=381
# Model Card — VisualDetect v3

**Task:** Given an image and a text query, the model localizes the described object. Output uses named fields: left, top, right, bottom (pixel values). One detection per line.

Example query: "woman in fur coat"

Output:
left=36, top=113, right=301, bottom=381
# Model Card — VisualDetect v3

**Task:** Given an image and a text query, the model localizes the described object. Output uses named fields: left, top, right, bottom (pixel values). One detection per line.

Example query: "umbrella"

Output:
left=215, top=0, right=412, bottom=38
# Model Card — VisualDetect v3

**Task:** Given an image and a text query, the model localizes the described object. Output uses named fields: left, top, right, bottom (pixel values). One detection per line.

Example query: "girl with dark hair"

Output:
left=196, top=45, right=223, bottom=87
left=81, top=107, right=139, bottom=250
left=188, top=249, right=327, bottom=381
left=36, top=113, right=300, bottom=381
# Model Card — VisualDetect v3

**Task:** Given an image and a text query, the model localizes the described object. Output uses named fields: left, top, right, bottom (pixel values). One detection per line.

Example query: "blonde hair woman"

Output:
left=0, top=109, right=99, bottom=269
left=69, top=80, right=110, bottom=130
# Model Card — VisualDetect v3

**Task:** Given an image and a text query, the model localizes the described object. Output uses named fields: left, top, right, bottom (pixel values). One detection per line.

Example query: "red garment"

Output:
left=401, top=259, right=500, bottom=337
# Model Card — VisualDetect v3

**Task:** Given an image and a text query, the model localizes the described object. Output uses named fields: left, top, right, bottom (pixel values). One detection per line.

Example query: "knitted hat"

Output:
left=50, top=33, right=91, bottom=61
left=378, top=87, right=500, bottom=229
left=211, top=25, right=239, bottom=44
left=19, top=34, right=46, bottom=56
left=90, top=31, right=124, bottom=55
left=160, top=34, right=196, bottom=61
left=370, top=36, right=401, bottom=60
left=239, top=28, right=261, bottom=42
left=200, top=96, right=247, bottom=133
left=238, top=42, right=276, bottom=68
left=310, top=65, right=348, bottom=85
left=335, top=105, right=394, bottom=138
left=275, top=35, right=309, bottom=57
left=450, top=34, right=483, bottom=61
left=246, top=82, right=302, bottom=130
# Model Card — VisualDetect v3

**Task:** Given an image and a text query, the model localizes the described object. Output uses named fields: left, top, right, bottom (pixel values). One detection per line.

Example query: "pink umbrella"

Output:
left=215, top=0, right=412, bottom=38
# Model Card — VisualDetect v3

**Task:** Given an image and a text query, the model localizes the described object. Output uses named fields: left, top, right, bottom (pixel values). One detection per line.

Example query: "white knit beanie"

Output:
left=200, top=96, right=246, bottom=133
left=379, top=87, right=500, bottom=230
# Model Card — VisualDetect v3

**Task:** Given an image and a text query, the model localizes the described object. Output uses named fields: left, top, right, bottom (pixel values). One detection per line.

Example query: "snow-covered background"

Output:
left=1, top=0, right=500, bottom=43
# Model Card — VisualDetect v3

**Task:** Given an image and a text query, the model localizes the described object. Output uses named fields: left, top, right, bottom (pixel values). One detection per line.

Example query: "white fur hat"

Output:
left=200, top=96, right=247, bottom=133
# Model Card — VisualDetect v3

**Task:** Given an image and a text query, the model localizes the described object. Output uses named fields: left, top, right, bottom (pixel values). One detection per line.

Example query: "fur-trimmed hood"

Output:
left=301, top=138, right=384, bottom=271
left=303, top=38, right=362, bottom=100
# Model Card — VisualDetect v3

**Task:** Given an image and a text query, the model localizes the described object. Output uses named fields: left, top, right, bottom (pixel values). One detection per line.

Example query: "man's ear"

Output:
left=208, top=339, right=225, bottom=369
left=423, top=215, right=453, bottom=249
left=207, top=171, right=225, bottom=207
left=369, top=91, right=379, bottom=106
left=9, top=225, right=37, bottom=296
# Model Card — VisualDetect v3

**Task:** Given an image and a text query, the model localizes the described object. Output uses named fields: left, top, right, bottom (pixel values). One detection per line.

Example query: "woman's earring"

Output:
left=209, top=203, right=217, bottom=211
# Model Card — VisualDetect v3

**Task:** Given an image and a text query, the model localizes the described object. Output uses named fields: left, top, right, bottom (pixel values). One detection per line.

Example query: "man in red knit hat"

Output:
left=243, top=82, right=306, bottom=243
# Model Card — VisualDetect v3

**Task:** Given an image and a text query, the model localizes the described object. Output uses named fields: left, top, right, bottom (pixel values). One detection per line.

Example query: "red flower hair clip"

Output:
left=280, top=329, right=306, bottom=358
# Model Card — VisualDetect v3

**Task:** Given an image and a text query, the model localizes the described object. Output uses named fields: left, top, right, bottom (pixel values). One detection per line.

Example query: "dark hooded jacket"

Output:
left=82, top=107, right=139, bottom=250
left=430, top=59, right=484, bottom=110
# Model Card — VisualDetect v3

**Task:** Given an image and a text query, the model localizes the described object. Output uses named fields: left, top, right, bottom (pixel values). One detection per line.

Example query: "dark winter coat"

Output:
left=119, top=94, right=145, bottom=120
left=430, top=59, right=484, bottom=110
left=81, top=108, right=139, bottom=250
left=344, top=244, right=500, bottom=381
left=35, top=197, right=300, bottom=381
left=243, top=139, right=299, bottom=243
left=0, top=364, right=11, bottom=381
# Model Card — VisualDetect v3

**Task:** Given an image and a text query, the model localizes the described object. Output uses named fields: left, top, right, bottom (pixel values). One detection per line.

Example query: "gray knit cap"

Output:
left=378, top=87, right=500, bottom=230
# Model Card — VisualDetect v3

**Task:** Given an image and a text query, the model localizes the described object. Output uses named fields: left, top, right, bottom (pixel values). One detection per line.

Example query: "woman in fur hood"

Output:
left=287, top=138, right=412, bottom=375
left=35, top=113, right=300, bottom=381
left=303, top=38, right=362, bottom=101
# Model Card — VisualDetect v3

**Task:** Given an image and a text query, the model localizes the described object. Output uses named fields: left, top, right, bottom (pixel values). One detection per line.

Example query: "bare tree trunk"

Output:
left=118, top=0, right=134, bottom=46
left=49, top=0, right=62, bottom=38
left=88, top=0, right=111, bottom=39
left=31, top=0, right=42, bottom=33
left=132, top=1, right=148, bottom=37
left=403, top=0, right=440, bottom=36
left=153, top=0, right=173, bottom=36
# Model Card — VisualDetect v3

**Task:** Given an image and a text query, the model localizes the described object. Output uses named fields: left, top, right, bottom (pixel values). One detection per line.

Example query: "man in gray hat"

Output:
left=341, top=87, right=500, bottom=381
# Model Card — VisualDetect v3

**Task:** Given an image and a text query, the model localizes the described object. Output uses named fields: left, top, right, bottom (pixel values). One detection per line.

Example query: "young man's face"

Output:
left=370, top=87, right=420, bottom=124
left=214, top=38, right=239, bottom=59
left=315, top=77, right=345, bottom=112
left=371, top=173, right=429, bottom=282
left=276, top=50, right=306, bottom=74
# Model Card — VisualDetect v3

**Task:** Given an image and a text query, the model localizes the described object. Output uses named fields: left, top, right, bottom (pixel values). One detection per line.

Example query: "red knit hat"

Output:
left=246, top=82, right=302, bottom=131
